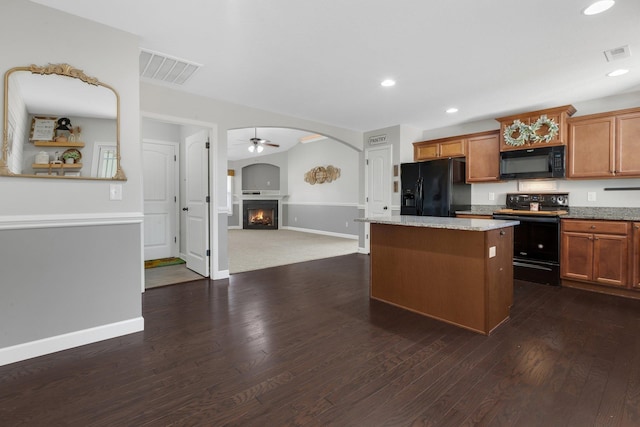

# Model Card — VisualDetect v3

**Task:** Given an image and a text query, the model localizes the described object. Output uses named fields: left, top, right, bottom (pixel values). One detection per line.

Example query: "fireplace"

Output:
left=243, top=200, right=278, bottom=230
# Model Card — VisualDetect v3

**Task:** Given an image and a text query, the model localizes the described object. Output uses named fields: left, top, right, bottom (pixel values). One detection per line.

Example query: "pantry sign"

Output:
left=368, top=134, right=387, bottom=145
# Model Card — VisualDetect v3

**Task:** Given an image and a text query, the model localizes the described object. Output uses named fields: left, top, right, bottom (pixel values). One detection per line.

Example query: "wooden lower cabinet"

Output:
left=561, top=219, right=631, bottom=292
left=634, top=222, right=640, bottom=289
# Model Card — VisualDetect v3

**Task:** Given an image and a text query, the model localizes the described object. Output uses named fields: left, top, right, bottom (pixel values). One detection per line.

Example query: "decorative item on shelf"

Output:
left=503, top=120, right=530, bottom=146
left=304, top=165, right=341, bottom=185
left=30, top=116, right=57, bottom=141
left=35, top=151, right=49, bottom=164
left=54, top=117, right=72, bottom=142
left=504, top=116, right=559, bottom=146
left=529, top=115, right=559, bottom=143
left=68, top=126, right=81, bottom=142
left=61, top=148, right=81, bottom=164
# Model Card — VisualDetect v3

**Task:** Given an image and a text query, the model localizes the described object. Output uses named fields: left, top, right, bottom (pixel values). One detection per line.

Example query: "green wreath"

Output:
left=529, top=115, right=559, bottom=144
left=503, top=119, right=529, bottom=146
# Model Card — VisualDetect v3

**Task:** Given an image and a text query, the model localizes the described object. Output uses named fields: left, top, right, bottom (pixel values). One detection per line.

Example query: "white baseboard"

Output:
left=357, top=247, right=370, bottom=254
left=0, top=317, right=144, bottom=367
left=282, top=226, right=358, bottom=240
left=228, top=226, right=242, bottom=230
left=213, top=269, right=229, bottom=280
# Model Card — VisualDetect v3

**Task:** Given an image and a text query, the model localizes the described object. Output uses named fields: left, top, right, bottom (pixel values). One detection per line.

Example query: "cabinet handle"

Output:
left=594, top=237, right=599, bottom=241
left=500, top=230, right=506, bottom=236
left=590, top=225, right=596, bottom=229
left=635, top=225, right=640, bottom=230
left=588, top=236, right=594, bottom=240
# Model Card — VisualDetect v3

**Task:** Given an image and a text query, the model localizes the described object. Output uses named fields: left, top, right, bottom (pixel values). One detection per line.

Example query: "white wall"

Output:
left=0, top=0, right=143, bottom=365
left=287, top=139, right=358, bottom=205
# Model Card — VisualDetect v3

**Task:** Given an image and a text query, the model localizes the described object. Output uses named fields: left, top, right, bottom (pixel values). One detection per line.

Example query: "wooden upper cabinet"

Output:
left=567, top=115, right=615, bottom=178
left=497, top=105, right=576, bottom=151
left=466, top=131, right=500, bottom=182
left=568, top=107, right=640, bottom=178
left=616, top=111, right=640, bottom=176
left=413, top=137, right=465, bottom=161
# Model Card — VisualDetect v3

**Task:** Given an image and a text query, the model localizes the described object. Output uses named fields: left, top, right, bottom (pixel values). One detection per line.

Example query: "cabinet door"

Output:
left=633, top=223, right=640, bottom=289
left=439, top=139, right=465, bottom=158
left=616, top=111, right=640, bottom=176
left=466, top=133, right=500, bottom=182
left=568, top=116, right=615, bottom=178
left=593, top=233, right=629, bottom=287
left=414, top=142, right=439, bottom=161
left=561, top=231, right=593, bottom=281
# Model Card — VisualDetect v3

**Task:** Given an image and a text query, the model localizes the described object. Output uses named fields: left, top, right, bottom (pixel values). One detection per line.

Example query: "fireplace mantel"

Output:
left=240, top=192, right=289, bottom=201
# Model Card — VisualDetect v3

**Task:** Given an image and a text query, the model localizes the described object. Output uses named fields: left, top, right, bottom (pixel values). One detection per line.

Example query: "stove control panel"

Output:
left=505, top=193, right=569, bottom=211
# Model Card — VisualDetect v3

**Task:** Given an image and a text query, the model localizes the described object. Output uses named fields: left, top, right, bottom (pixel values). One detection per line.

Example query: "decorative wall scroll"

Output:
left=304, top=165, right=341, bottom=185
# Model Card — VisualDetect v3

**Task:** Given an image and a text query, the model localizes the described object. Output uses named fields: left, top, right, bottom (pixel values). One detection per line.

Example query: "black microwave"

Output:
left=499, top=145, right=565, bottom=180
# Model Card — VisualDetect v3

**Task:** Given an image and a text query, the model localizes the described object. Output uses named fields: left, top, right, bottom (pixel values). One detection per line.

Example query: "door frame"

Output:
left=141, top=112, right=224, bottom=282
left=142, top=138, right=180, bottom=261
left=364, top=144, right=393, bottom=253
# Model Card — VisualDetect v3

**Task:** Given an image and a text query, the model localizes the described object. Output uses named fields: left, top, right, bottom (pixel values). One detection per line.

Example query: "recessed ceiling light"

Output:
left=607, top=69, right=629, bottom=77
left=446, top=107, right=459, bottom=114
left=381, top=79, right=396, bottom=87
left=583, top=0, right=615, bottom=15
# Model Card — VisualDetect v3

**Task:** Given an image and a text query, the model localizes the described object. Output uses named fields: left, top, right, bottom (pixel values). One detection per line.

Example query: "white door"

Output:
left=185, top=130, right=210, bottom=276
left=365, top=145, right=392, bottom=252
left=143, top=141, right=178, bottom=261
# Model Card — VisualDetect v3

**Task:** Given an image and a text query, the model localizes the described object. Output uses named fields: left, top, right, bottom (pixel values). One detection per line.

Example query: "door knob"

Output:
left=383, top=206, right=388, bottom=210
left=182, top=207, right=189, bottom=211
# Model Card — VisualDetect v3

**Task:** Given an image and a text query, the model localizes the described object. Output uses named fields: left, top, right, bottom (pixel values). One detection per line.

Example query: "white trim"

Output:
left=283, top=226, right=358, bottom=240
left=0, top=317, right=144, bottom=367
left=0, top=212, right=144, bottom=230
left=357, top=247, right=370, bottom=254
left=212, top=269, right=229, bottom=280
left=228, top=225, right=242, bottom=230
left=282, top=201, right=359, bottom=207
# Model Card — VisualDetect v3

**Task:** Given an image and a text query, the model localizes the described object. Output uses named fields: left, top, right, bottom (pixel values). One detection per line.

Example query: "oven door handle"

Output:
left=492, top=214, right=560, bottom=223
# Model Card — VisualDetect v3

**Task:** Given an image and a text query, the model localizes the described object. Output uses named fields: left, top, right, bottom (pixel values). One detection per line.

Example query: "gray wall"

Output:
left=242, top=163, right=280, bottom=191
left=0, top=224, right=141, bottom=347
left=284, top=204, right=359, bottom=236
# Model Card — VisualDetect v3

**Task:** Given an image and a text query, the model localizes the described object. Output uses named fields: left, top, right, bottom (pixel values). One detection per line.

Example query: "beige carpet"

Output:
left=229, top=229, right=359, bottom=274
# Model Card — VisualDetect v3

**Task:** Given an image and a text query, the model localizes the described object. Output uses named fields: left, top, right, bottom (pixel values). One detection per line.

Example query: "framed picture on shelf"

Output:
left=29, top=116, right=57, bottom=141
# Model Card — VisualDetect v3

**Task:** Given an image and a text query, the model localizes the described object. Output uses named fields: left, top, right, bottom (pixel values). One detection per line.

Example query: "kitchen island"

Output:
left=356, top=216, right=519, bottom=335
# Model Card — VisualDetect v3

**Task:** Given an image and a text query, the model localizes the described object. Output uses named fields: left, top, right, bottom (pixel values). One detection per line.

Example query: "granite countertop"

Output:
left=355, top=215, right=519, bottom=231
left=456, top=205, right=640, bottom=221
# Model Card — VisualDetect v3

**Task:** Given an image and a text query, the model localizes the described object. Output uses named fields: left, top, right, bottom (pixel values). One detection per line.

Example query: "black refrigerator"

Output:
left=400, top=158, right=471, bottom=217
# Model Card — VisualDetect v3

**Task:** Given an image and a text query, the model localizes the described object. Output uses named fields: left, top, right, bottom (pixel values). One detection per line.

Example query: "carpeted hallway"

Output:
left=228, top=229, right=359, bottom=274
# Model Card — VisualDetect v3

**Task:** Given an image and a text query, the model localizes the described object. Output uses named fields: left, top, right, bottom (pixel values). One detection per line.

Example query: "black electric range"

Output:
left=493, top=193, right=569, bottom=285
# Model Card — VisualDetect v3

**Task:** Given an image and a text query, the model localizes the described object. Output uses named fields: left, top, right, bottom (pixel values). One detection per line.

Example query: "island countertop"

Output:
left=355, top=215, right=519, bottom=231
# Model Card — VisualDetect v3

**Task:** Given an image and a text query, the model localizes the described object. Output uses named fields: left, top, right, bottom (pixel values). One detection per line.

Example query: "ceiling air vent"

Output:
left=604, top=45, right=631, bottom=62
left=139, top=48, right=202, bottom=85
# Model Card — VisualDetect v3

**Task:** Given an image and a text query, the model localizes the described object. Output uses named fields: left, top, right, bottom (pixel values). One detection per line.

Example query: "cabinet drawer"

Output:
left=562, top=219, right=630, bottom=235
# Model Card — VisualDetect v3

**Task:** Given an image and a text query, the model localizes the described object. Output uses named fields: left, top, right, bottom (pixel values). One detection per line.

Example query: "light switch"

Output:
left=489, top=246, right=496, bottom=258
left=587, top=192, right=596, bottom=202
left=110, top=184, right=123, bottom=201
left=488, top=192, right=495, bottom=201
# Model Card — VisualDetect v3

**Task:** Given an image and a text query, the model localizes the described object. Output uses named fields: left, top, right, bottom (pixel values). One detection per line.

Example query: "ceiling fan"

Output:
left=248, top=128, right=280, bottom=153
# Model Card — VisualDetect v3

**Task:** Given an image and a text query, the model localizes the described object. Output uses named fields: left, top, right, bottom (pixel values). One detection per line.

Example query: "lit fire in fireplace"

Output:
left=249, top=209, right=273, bottom=226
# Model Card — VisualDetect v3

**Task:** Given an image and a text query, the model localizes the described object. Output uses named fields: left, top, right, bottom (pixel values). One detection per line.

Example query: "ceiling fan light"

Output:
left=257, top=145, right=264, bottom=153
left=248, top=145, right=255, bottom=153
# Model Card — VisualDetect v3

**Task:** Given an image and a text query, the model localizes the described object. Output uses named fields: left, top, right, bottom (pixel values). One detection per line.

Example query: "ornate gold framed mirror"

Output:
left=1, top=63, right=126, bottom=180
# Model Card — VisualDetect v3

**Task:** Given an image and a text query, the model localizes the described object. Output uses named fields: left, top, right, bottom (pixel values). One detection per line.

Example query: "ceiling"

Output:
left=31, top=0, right=640, bottom=135
left=227, top=127, right=327, bottom=161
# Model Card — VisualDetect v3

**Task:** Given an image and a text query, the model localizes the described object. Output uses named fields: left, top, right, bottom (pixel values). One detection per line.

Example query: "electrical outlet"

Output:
left=345, top=221, right=349, bottom=228
left=587, top=192, right=596, bottom=202
left=489, top=246, right=496, bottom=258
left=488, top=192, right=495, bottom=201
left=294, top=217, right=297, bottom=222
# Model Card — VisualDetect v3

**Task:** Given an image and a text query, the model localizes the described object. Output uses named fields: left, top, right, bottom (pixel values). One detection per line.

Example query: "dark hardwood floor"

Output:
left=2, top=253, right=640, bottom=426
